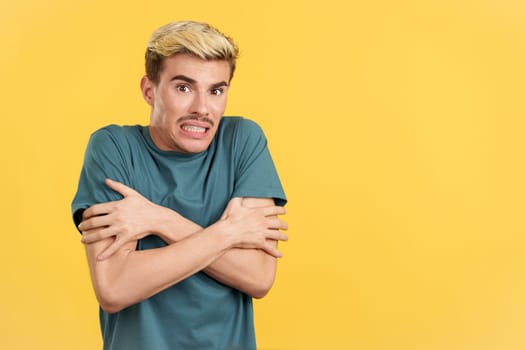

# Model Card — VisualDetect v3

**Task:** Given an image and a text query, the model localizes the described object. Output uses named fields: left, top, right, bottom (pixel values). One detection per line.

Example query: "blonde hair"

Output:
left=145, top=21, right=239, bottom=84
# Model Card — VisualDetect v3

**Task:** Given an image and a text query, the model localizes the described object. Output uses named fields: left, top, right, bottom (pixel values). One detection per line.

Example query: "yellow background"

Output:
left=2, top=0, right=525, bottom=349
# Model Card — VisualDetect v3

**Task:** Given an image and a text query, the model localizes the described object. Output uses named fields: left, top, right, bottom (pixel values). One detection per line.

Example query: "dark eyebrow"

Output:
left=170, top=75, right=228, bottom=89
left=170, top=75, right=196, bottom=84
left=211, top=81, right=229, bottom=89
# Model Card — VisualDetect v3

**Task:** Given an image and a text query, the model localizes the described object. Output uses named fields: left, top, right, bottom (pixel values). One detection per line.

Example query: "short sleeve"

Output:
left=232, top=119, right=287, bottom=206
left=71, top=127, right=132, bottom=228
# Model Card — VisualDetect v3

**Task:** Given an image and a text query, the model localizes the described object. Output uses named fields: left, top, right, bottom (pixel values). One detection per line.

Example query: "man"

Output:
left=71, top=21, right=288, bottom=350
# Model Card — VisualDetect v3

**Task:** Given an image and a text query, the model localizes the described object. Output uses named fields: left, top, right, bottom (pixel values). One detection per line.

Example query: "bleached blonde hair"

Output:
left=145, top=21, right=239, bottom=84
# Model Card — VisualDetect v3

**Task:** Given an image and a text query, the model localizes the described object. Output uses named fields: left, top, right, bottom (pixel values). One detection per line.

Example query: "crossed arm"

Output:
left=78, top=179, right=288, bottom=313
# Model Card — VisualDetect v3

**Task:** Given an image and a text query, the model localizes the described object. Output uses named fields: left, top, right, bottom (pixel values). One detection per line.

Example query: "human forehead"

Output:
left=159, top=54, right=231, bottom=85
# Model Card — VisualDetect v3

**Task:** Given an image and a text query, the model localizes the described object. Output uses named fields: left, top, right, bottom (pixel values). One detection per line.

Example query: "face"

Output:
left=141, top=53, right=231, bottom=153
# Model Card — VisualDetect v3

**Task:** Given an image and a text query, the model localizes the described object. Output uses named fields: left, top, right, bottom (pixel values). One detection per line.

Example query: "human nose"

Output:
left=189, top=91, right=209, bottom=116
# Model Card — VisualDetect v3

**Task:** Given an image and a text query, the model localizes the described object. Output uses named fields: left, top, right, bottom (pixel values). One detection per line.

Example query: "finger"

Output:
left=266, top=229, right=289, bottom=242
left=78, top=215, right=112, bottom=231
left=105, top=178, right=137, bottom=197
left=266, top=217, right=288, bottom=230
left=228, top=197, right=243, bottom=208
left=81, top=227, right=113, bottom=244
left=260, top=244, right=283, bottom=258
left=82, top=202, right=116, bottom=220
left=221, top=197, right=243, bottom=219
left=97, top=236, right=125, bottom=261
left=260, top=205, right=286, bottom=217
left=80, top=228, right=101, bottom=243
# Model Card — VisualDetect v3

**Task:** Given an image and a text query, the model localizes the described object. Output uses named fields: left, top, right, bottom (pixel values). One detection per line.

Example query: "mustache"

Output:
left=178, top=115, right=215, bottom=128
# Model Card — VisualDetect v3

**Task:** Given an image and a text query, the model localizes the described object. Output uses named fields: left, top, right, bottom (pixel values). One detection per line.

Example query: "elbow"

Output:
left=251, top=288, right=270, bottom=299
left=99, top=299, right=125, bottom=314
left=248, top=256, right=279, bottom=299
left=95, top=284, right=129, bottom=314
left=249, top=272, right=276, bottom=299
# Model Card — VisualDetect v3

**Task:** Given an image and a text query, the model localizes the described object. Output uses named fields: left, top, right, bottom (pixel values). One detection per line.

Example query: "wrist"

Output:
left=153, top=205, right=204, bottom=244
left=212, top=219, right=238, bottom=249
left=153, top=205, right=180, bottom=243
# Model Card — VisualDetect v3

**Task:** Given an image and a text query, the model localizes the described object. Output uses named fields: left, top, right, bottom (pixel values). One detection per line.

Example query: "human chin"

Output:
left=176, top=138, right=213, bottom=154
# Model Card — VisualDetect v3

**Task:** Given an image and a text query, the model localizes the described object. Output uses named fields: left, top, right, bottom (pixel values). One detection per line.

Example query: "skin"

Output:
left=142, top=53, right=230, bottom=154
left=79, top=54, right=288, bottom=312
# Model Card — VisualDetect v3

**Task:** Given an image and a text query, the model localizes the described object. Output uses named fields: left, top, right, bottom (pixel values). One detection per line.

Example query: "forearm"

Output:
left=157, top=215, right=272, bottom=296
left=80, top=182, right=286, bottom=310
left=204, top=247, right=277, bottom=298
left=88, top=221, right=232, bottom=313
left=158, top=198, right=280, bottom=297
left=154, top=205, right=200, bottom=243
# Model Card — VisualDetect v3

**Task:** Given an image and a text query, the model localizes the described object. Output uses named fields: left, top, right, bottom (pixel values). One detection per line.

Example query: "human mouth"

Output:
left=182, top=125, right=206, bottom=133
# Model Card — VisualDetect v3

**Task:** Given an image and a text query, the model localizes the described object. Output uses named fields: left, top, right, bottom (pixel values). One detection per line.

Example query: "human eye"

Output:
left=176, top=84, right=191, bottom=93
left=210, top=88, right=224, bottom=96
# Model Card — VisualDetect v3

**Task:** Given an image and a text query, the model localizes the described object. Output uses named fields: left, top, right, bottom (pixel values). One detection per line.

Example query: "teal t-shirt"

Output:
left=71, top=117, right=286, bottom=350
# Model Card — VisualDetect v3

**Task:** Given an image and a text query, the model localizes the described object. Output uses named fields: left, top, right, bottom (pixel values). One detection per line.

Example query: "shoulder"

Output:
left=216, top=117, right=269, bottom=164
left=89, top=124, right=141, bottom=142
left=219, top=117, right=266, bottom=140
left=220, top=116, right=263, bottom=132
left=87, top=124, right=143, bottom=150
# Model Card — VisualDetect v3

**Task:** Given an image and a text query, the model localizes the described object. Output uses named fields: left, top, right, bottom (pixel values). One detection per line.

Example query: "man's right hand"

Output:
left=78, top=178, right=169, bottom=260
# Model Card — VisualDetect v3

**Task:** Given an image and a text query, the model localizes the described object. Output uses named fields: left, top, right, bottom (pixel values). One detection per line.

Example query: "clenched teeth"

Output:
left=182, top=125, right=206, bottom=132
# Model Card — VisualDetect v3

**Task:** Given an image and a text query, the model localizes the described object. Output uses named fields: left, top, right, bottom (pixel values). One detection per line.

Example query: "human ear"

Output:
left=140, top=75, right=154, bottom=106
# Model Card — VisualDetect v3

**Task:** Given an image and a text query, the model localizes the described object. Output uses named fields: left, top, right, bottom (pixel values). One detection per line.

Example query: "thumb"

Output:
left=97, top=237, right=124, bottom=261
left=227, top=197, right=244, bottom=211
left=105, top=178, right=137, bottom=197
left=221, top=197, right=243, bottom=219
